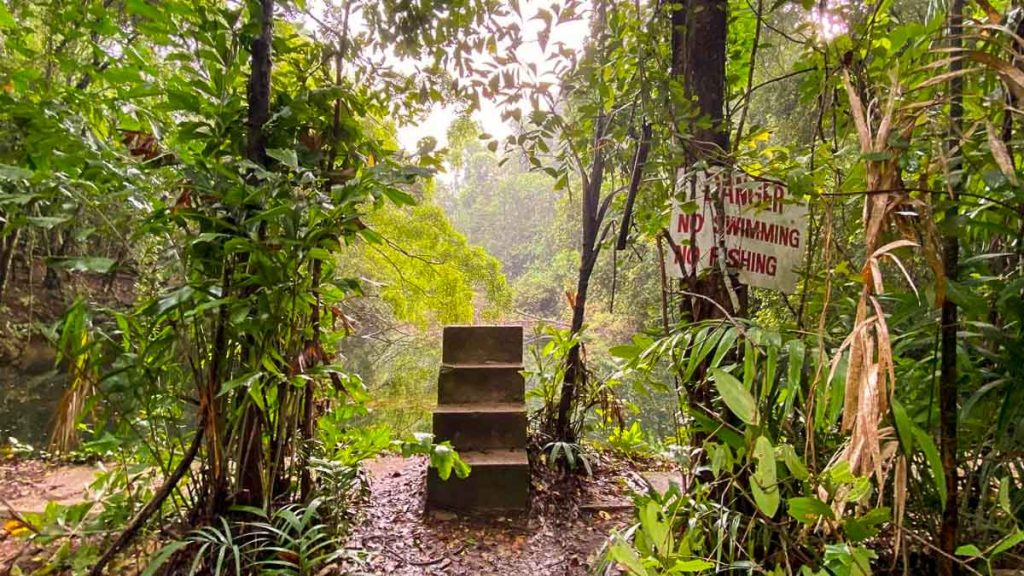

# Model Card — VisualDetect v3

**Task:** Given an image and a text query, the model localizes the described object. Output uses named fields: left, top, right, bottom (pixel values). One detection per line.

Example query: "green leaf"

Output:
left=430, top=444, right=454, bottom=480
left=266, top=148, right=298, bottom=170
left=778, top=444, right=810, bottom=481
left=844, top=507, right=889, bottom=542
left=0, top=164, right=32, bottom=180
left=382, top=187, right=416, bottom=206
left=125, top=0, right=161, bottom=21
left=639, top=501, right=671, bottom=557
left=710, top=368, right=759, bottom=425
left=954, top=544, right=982, bottom=557
left=890, top=398, right=914, bottom=458
left=51, top=257, right=116, bottom=273
left=668, top=559, right=716, bottom=572
left=911, top=425, right=947, bottom=510
left=998, top=477, right=1011, bottom=515
left=452, top=456, right=471, bottom=479
left=609, top=535, right=650, bottom=576
left=991, top=528, right=1024, bottom=558
left=946, top=280, right=987, bottom=317
left=751, top=436, right=779, bottom=517
left=307, top=247, right=332, bottom=261
left=787, top=496, right=834, bottom=525
left=140, top=540, right=190, bottom=576
left=785, top=339, right=805, bottom=405
left=26, top=216, right=68, bottom=229
left=608, top=344, right=640, bottom=359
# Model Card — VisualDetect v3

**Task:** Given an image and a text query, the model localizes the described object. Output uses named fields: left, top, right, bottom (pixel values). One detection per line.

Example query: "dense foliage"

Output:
left=2, top=0, right=1024, bottom=574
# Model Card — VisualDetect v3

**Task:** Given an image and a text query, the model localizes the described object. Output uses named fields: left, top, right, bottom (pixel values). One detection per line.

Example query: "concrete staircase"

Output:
left=426, top=326, right=529, bottom=512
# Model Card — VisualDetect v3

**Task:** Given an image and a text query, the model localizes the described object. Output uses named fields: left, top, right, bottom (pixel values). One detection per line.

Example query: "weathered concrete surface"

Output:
left=441, top=325, right=524, bottom=365
left=433, top=403, right=527, bottom=451
left=428, top=325, right=529, bottom=512
left=426, top=450, right=529, bottom=511
left=438, top=364, right=525, bottom=404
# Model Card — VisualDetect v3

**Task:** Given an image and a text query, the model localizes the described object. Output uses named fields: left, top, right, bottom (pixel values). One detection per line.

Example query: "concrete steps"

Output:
left=438, top=364, right=524, bottom=404
left=427, top=326, right=529, bottom=512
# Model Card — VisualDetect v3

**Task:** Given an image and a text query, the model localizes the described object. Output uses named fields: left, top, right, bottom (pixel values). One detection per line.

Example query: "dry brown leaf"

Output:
left=986, top=121, right=1019, bottom=186
left=965, top=50, right=1024, bottom=102
left=912, top=67, right=975, bottom=92
left=842, top=69, right=874, bottom=152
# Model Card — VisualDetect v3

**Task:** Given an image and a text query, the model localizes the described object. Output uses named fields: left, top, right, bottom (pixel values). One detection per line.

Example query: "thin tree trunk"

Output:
left=300, top=259, right=321, bottom=501
left=938, top=0, right=963, bottom=572
left=90, top=426, right=205, bottom=576
left=235, top=0, right=275, bottom=509
left=552, top=0, right=609, bottom=443
left=554, top=111, right=606, bottom=442
left=246, top=0, right=273, bottom=166
left=0, top=228, right=21, bottom=304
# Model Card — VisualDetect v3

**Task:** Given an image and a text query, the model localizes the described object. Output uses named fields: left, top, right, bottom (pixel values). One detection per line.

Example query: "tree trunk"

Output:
left=671, top=0, right=743, bottom=323
left=246, top=0, right=273, bottom=167
left=552, top=0, right=610, bottom=444
left=233, top=0, right=275, bottom=511
left=0, top=228, right=21, bottom=304
left=554, top=110, right=606, bottom=443
left=938, top=0, right=962, bottom=572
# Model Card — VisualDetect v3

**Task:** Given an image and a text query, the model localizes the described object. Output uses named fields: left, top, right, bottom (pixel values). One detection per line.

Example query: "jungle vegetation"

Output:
left=1, top=0, right=1023, bottom=574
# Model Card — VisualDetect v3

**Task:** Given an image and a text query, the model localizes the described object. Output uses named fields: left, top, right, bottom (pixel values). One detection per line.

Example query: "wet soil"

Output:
left=342, top=452, right=658, bottom=575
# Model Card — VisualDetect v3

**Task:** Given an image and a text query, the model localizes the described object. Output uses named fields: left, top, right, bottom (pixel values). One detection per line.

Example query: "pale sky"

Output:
left=394, top=2, right=591, bottom=152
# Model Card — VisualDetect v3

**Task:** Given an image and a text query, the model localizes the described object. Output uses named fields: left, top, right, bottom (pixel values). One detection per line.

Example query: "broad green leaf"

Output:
left=946, top=280, right=987, bottom=317
left=911, top=426, right=947, bottom=510
left=608, top=344, right=640, bottom=359
left=751, top=436, right=779, bottom=517
left=266, top=148, right=298, bottom=170
left=991, top=528, right=1024, bottom=557
left=787, top=496, right=834, bottom=524
left=786, top=339, right=805, bottom=390
left=762, top=341, right=778, bottom=400
left=668, top=559, right=716, bottom=572
left=844, top=507, right=889, bottom=542
left=709, top=327, right=738, bottom=368
left=382, top=187, right=417, bottom=206
left=639, top=501, right=671, bottom=557
left=778, top=444, right=810, bottom=481
left=710, top=368, right=759, bottom=425
left=609, top=535, right=650, bottom=576
left=307, top=247, right=332, bottom=261
left=890, top=398, right=914, bottom=458
left=431, top=444, right=454, bottom=480
left=954, top=544, right=982, bottom=557
left=0, top=2, right=14, bottom=28
left=126, top=0, right=161, bottom=20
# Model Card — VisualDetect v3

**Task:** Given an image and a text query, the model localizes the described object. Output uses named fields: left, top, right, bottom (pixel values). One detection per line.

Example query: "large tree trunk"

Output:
left=671, top=0, right=744, bottom=323
left=672, top=0, right=728, bottom=158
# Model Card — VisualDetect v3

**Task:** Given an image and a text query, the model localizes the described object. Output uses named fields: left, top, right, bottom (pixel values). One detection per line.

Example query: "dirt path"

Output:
left=0, top=459, right=98, bottom=516
left=344, top=455, right=646, bottom=576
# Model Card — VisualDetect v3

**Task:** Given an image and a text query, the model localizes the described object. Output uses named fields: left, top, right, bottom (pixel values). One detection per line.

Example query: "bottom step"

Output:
left=426, top=449, right=529, bottom=512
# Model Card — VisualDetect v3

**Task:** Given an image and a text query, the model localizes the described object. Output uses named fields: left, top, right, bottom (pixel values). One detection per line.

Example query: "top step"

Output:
left=442, top=325, right=523, bottom=365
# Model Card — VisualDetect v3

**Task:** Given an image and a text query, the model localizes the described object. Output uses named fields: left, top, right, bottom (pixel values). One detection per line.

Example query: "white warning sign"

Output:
left=665, top=168, right=808, bottom=293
